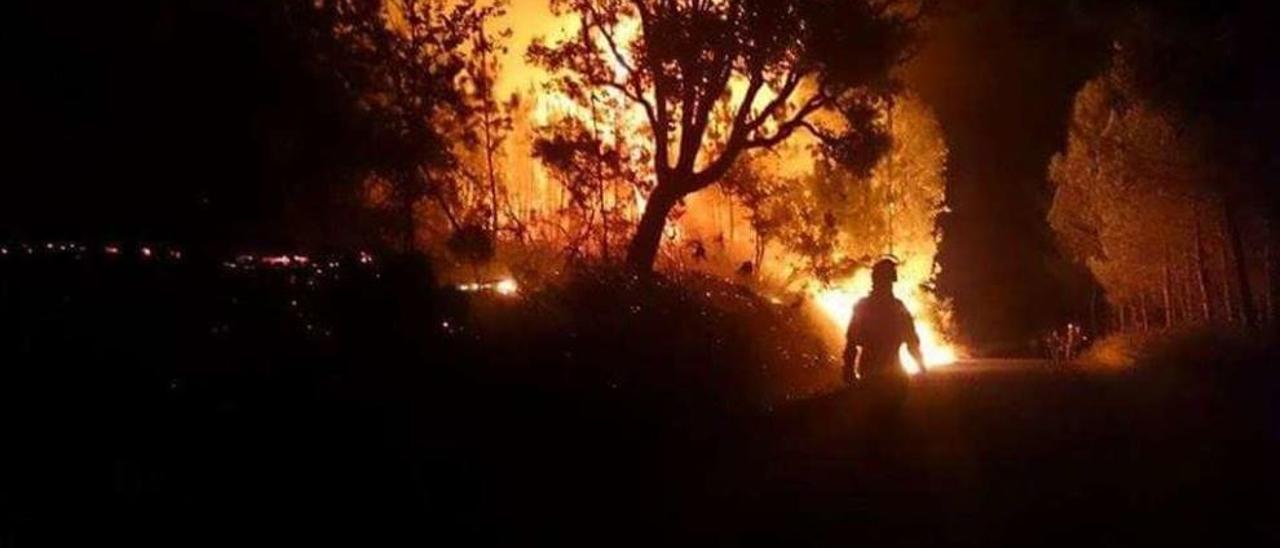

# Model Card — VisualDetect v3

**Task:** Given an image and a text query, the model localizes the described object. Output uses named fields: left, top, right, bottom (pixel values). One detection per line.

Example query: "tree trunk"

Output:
left=1219, top=226, right=1235, bottom=323
left=1089, top=287, right=1099, bottom=335
left=1193, top=216, right=1212, bottom=321
left=1222, top=199, right=1258, bottom=329
left=1139, top=293, right=1150, bottom=332
left=1162, top=247, right=1173, bottom=329
left=626, top=184, right=680, bottom=272
left=478, top=32, right=500, bottom=242
left=754, top=234, right=767, bottom=275
left=1182, top=256, right=1198, bottom=322
left=589, top=94, right=609, bottom=260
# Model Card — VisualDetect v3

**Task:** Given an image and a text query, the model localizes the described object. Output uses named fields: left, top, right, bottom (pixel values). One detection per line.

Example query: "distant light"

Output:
left=169, top=249, right=183, bottom=260
left=0, top=247, right=7, bottom=255
left=262, top=256, right=291, bottom=267
left=495, top=278, right=519, bottom=296
left=292, top=255, right=309, bottom=265
left=358, top=251, right=373, bottom=265
left=140, top=247, right=153, bottom=258
left=104, top=246, right=121, bottom=256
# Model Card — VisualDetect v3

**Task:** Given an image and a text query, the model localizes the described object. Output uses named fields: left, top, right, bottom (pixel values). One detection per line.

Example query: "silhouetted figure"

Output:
left=688, top=239, right=708, bottom=261
left=843, top=259, right=926, bottom=397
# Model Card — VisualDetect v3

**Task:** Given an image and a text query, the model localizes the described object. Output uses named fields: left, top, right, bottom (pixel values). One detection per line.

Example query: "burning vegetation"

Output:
left=298, top=0, right=963, bottom=369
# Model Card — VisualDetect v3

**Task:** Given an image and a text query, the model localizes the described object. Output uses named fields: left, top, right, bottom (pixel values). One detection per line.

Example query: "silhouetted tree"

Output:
left=288, top=0, right=496, bottom=251
left=533, top=93, right=653, bottom=261
left=529, top=0, right=922, bottom=272
left=455, top=0, right=515, bottom=240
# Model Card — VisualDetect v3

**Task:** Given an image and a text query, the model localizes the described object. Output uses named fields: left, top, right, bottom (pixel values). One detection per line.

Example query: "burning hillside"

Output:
left=413, top=0, right=962, bottom=369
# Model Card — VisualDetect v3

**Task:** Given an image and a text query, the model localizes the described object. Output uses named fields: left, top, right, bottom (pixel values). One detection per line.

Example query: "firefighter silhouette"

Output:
left=842, top=259, right=927, bottom=391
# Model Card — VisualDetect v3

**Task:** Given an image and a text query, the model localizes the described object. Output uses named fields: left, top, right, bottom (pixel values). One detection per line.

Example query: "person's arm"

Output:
left=843, top=304, right=863, bottom=384
left=903, top=306, right=926, bottom=374
left=843, top=343, right=860, bottom=384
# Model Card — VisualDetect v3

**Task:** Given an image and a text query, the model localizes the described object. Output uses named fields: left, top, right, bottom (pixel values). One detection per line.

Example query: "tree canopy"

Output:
left=529, top=0, right=923, bottom=270
left=1049, top=7, right=1278, bottom=331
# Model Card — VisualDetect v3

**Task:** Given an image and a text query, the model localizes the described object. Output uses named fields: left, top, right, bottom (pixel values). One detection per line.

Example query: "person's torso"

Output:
left=855, top=295, right=910, bottom=376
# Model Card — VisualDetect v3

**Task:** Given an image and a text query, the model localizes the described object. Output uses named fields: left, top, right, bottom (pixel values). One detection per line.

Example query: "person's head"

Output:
left=871, top=258, right=898, bottom=291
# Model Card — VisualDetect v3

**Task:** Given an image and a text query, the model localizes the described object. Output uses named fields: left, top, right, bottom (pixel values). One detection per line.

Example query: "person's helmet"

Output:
left=871, top=258, right=898, bottom=286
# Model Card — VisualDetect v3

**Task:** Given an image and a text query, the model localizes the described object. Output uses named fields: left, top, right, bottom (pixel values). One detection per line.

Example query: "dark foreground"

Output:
left=2, top=258, right=1276, bottom=546
left=713, top=361, right=1278, bottom=546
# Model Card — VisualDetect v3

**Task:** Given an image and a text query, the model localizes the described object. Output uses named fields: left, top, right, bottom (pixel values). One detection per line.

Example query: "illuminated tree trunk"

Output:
left=1178, top=265, right=1193, bottom=324
left=477, top=31, right=500, bottom=241
left=1193, top=215, right=1212, bottom=321
left=486, top=123, right=499, bottom=239
left=626, top=184, right=680, bottom=272
left=1218, top=224, right=1236, bottom=323
left=1182, top=255, right=1199, bottom=322
left=1162, top=247, right=1174, bottom=329
left=754, top=234, right=766, bottom=274
left=1222, top=199, right=1258, bottom=329
left=1139, top=294, right=1150, bottom=332
left=589, top=95, right=609, bottom=261
left=1089, top=288, right=1099, bottom=334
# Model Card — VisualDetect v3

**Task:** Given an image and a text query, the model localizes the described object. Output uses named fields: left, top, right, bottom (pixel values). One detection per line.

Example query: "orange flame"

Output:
left=487, top=3, right=961, bottom=374
left=809, top=263, right=958, bottom=375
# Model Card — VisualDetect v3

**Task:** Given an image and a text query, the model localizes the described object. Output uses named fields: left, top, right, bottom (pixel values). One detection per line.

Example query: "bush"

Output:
left=1082, top=327, right=1275, bottom=374
left=1079, top=331, right=1154, bottom=370
left=463, top=266, right=840, bottom=415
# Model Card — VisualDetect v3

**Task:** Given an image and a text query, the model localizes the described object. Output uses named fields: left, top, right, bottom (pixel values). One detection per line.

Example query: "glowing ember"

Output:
left=810, top=270, right=958, bottom=375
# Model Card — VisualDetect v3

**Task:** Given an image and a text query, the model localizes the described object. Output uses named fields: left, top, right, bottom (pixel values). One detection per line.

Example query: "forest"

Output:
left=2, top=1, right=1278, bottom=546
